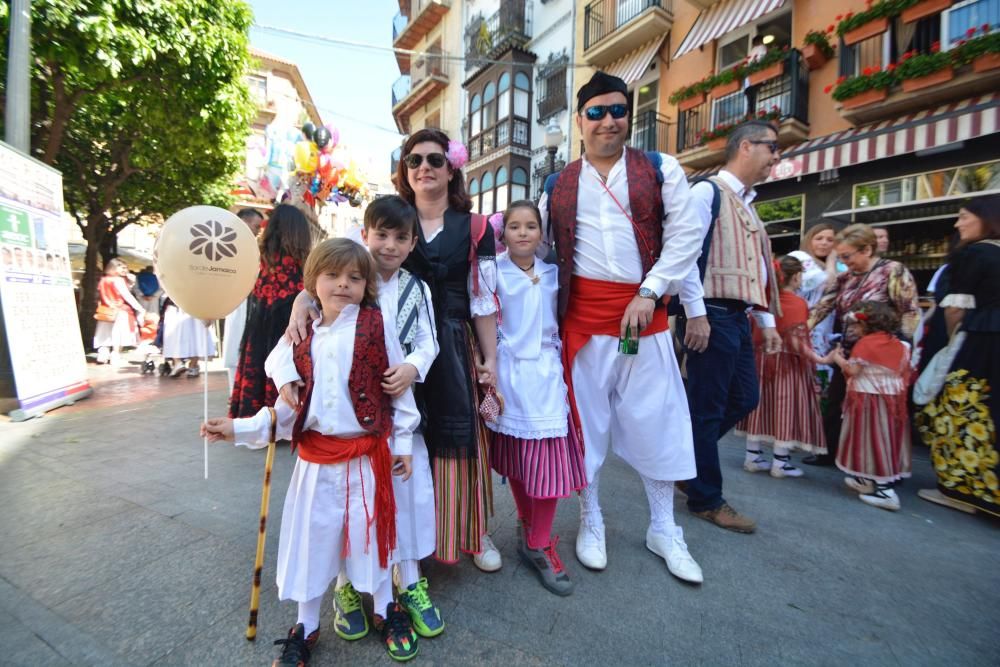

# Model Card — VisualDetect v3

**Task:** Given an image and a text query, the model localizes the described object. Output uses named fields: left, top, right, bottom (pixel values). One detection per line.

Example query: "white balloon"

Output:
left=154, top=206, right=259, bottom=320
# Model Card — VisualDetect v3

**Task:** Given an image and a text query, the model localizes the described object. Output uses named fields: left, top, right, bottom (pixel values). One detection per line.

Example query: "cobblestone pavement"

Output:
left=0, top=364, right=997, bottom=666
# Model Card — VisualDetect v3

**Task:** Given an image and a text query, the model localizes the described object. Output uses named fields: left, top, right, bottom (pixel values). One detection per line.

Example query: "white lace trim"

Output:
left=487, top=411, right=568, bottom=439
left=940, top=293, right=975, bottom=309
left=469, top=258, right=498, bottom=317
left=487, top=423, right=569, bottom=439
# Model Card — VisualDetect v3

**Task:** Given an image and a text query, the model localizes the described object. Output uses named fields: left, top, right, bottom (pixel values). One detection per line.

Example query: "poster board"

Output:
left=0, top=141, right=91, bottom=419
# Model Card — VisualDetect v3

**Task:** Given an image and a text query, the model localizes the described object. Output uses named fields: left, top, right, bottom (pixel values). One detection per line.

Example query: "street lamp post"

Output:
left=544, top=121, right=564, bottom=180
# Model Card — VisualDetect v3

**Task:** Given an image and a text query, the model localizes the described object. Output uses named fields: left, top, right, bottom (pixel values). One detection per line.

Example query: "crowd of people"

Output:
left=88, top=69, right=995, bottom=666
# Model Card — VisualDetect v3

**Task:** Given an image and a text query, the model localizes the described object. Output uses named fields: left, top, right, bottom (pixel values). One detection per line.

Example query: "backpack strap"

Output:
left=667, top=177, right=720, bottom=317
left=469, top=213, right=488, bottom=297
left=644, top=151, right=665, bottom=185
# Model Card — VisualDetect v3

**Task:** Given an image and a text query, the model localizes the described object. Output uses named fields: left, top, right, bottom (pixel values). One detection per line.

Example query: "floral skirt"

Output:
left=917, top=331, right=1000, bottom=516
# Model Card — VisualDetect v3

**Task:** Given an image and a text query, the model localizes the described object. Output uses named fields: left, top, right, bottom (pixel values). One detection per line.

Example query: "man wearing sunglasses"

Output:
left=678, top=120, right=783, bottom=535
left=539, top=71, right=707, bottom=585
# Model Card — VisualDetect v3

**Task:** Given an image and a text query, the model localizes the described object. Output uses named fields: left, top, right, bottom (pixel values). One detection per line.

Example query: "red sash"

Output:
left=297, top=430, right=397, bottom=569
left=560, top=275, right=669, bottom=446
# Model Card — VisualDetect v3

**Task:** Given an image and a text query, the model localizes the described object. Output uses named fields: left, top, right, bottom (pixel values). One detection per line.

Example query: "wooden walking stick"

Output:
left=246, top=406, right=278, bottom=641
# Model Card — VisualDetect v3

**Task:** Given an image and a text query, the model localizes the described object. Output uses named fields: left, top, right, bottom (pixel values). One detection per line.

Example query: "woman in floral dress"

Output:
left=228, top=204, right=313, bottom=417
left=917, top=195, right=1000, bottom=517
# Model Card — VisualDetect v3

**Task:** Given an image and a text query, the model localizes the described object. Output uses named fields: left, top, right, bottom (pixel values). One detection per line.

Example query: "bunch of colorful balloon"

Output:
left=291, top=122, right=368, bottom=208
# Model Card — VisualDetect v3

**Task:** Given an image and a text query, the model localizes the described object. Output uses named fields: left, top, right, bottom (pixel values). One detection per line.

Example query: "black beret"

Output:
left=576, top=71, right=629, bottom=111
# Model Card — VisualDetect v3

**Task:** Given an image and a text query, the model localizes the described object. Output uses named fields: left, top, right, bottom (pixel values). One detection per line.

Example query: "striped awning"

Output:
left=687, top=93, right=1000, bottom=182
left=673, top=0, right=786, bottom=60
left=604, top=36, right=666, bottom=86
left=770, top=93, right=1000, bottom=182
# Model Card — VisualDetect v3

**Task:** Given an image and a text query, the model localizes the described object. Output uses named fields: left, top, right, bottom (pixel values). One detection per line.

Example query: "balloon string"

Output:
left=203, top=325, right=209, bottom=480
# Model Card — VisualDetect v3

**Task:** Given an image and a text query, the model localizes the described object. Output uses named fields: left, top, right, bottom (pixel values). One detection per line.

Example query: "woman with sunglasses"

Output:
left=806, top=224, right=919, bottom=467
left=395, top=128, right=502, bottom=572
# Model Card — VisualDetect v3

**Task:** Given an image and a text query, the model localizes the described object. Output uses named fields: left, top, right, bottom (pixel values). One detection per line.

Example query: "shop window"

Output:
left=754, top=194, right=804, bottom=238
left=853, top=159, right=1000, bottom=208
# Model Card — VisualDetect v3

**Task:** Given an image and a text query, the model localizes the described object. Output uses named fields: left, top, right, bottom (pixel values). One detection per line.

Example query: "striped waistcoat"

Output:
left=702, top=176, right=781, bottom=316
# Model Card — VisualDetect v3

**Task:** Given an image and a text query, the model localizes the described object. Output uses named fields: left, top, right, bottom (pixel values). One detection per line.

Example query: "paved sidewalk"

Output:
left=0, top=364, right=997, bottom=666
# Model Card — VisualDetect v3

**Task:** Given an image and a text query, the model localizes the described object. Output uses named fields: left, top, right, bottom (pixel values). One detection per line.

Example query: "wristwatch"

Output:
left=637, top=287, right=657, bottom=300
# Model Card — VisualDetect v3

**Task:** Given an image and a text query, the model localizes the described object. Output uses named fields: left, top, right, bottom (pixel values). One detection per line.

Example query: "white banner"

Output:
left=0, top=141, right=91, bottom=419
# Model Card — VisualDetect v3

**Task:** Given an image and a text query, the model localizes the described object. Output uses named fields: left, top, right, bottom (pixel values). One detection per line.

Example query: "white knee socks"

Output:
left=579, top=468, right=603, bottom=527
left=372, top=574, right=394, bottom=619
left=396, top=559, right=420, bottom=590
left=297, top=594, right=324, bottom=636
left=640, top=474, right=676, bottom=536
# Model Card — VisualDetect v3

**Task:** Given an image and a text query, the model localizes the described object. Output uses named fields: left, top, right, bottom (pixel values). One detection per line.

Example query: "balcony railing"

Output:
left=392, top=12, right=409, bottom=42
left=630, top=110, right=670, bottom=153
left=536, top=60, right=568, bottom=121
left=412, top=46, right=447, bottom=84
left=465, top=0, right=532, bottom=68
left=584, top=0, right=670, bottom=50
left=468, top=118, right=531, bottom=161
left=392, top=75, right=412, bottom=108
left=678, top=49, right=809, bottom=153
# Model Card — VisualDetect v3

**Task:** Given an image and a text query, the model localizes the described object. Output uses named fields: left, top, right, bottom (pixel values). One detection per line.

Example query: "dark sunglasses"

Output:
left=749, top=140, right=780, bottom=154
left=583, top=104, right=628, bottom=121
left=403, top=152, right=447, bottom=169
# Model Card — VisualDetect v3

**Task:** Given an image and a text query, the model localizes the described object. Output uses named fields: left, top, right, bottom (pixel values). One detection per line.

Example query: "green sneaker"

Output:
left=375, top=602, right=419, bottom=662
left=332, top=582, right=369, bottom=641
left=397, top=577, right=445, bottom=637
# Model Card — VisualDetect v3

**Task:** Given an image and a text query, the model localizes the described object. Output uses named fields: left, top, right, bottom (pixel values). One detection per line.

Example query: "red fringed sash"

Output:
left=297, top=430, right=397, bottom=569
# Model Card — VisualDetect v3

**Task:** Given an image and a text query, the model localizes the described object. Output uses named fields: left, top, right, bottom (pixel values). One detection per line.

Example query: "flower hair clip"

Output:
left=849, top=311, right=869, bottom=322
left=446, top=140, right=468, bottom=170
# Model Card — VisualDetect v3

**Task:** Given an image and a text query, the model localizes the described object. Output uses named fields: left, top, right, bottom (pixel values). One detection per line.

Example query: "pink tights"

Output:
left=508, top=479, right=559, bottom=550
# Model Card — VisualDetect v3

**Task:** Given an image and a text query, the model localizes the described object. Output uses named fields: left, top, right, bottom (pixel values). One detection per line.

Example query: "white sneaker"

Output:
left=770, top=462, right=804, bottom=478
left=169, top=364, right=187, bottom=378
left=859, top=487, right=901, bottom=512
left=186, top=367, right=200, bottom=378
left=472, top=534, right=502, bottom=572
left=575, top=520, right=607, bottom=570
left=845, top=476, right=875, bottom=494
left=646, top=526, right=703, bottom=584
left=743, top=455, right=770, bottom=473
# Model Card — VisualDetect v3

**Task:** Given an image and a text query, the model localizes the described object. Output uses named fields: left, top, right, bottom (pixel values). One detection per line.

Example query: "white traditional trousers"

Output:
left=571, top=330, right=696, bottom=482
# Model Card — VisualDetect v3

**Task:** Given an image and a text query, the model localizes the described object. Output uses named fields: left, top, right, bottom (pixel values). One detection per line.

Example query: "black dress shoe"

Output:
left=802, top=455, right=835, bottom=467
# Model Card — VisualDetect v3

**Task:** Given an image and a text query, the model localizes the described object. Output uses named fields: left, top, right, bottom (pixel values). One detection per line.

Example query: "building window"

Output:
left=853, top=159, right=1000, bottom=209
left=495, top=167, right=509, bottom=211
left=754, top=194, right=804, bottom=239
left=426, top=110, right=440, bottom=130
left=480, top=170, right=495, bottom=213
left=469, top=177, right=480, bottom=214
left=943, top=0, right=999, bottom=49
left=246, top=74, right=267, bottom=104
left=536, top=55, right=568, bottom=121
left=511, top=167, right=528, bottom=202
left=498, top=73, right=511, bottom=121
left=514, top=72, right=531, bottom=118
left=470, top=94, right=482, bottom=137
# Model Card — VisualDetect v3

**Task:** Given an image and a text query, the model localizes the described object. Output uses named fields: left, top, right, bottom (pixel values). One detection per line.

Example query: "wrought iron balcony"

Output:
left=677, top=48, right=810, bottom=165
left=465, top=0, right=532, bottom=68
left=629, top=110, right=670, bottom=153
left=583, top=0, right=673, bottom=55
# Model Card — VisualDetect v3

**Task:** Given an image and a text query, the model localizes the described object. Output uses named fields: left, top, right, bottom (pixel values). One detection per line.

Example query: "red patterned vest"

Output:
left=290, top=306, right=392, bottom=447
left=548, top=147, right=664, bottom=318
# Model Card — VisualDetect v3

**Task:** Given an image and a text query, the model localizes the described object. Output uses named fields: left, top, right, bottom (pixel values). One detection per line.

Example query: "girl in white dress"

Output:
left=487, top=201, right=586, bottom=596
left=161, top=298, right=217, bottom=377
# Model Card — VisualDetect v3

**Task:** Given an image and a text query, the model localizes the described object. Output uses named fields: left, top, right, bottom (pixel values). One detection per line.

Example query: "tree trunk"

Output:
left=78, top=216, right=106, bottom=350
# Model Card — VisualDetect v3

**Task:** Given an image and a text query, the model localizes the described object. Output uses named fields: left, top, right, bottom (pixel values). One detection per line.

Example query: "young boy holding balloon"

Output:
left=202, top=238, right=422, bottom=664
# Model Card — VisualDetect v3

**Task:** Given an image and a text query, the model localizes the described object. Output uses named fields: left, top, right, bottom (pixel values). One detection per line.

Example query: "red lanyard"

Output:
left=592, top=172, right=657, bottom=268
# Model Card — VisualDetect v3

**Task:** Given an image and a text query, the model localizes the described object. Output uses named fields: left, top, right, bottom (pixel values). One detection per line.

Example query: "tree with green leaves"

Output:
left=0, top=0, right=256, bottom=345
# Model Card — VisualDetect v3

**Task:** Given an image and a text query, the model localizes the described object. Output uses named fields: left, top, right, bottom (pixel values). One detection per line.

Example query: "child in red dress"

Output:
left=737, top=256, right=832, bottom=478
left=830, top=300, right=912, bottom=511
